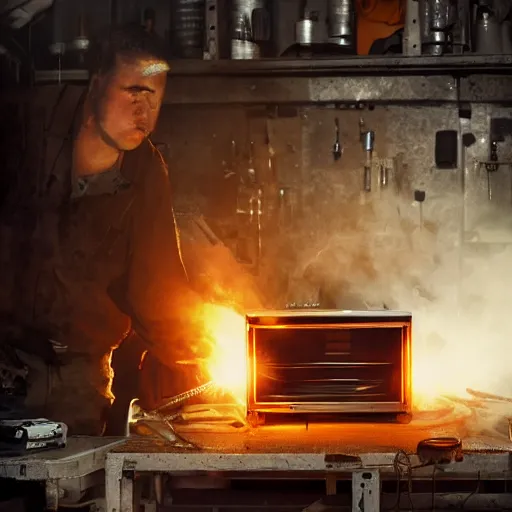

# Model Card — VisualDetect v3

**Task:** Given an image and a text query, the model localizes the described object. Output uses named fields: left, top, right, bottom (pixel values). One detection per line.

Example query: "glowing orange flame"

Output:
left=102, top=350, right=115, bottom=404
left=201, top=304, right=247, bottom=404
left=412, top=344, right=494, bottom=410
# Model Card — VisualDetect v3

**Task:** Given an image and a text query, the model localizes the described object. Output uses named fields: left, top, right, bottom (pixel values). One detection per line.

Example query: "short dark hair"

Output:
left=87, top=23, right=169, bottom=77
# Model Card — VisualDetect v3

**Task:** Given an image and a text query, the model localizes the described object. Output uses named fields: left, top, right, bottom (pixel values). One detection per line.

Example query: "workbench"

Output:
left=105, top=413, right=512, bottom=512
left=0, top=437, right=124, bottom=510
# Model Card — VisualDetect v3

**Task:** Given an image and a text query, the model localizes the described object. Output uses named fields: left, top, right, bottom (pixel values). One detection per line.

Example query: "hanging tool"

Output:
left=333, top=117, right=342, bottom=161
left=359, top=117, right=375, bottom=192
left=380, top=162, right=391, bottom=188
left=363, top=130, right=375, bottom=192
left=485, top=141, right=499, bottom=201
left=248, top=141, right=256, bottom=184
left=414, top=190, right=426, bottom=230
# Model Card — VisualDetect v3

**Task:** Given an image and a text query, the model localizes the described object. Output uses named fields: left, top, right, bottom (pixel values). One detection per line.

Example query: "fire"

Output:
left=201, top=304, right=247, bottom=403
left=102, top=350, right=115, bottom=404
left=410, top=318, right=504, bottom=410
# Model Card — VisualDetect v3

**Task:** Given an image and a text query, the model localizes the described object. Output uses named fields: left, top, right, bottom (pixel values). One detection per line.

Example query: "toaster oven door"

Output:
left=247, top=323, right=411, bottom=414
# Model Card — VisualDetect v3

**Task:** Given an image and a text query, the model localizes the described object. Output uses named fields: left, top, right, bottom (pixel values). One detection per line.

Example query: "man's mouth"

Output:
left=134, top=122, right=149, bottom=135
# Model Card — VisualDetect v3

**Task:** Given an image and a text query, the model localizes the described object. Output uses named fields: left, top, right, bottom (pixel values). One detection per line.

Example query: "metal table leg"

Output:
left=352, top=470, right=380, bottom=512
left=45, top=479, right=59, bottom=511
left=120, top=472, right=134, bottom=512
left=105, top=457, right=122, bottom=512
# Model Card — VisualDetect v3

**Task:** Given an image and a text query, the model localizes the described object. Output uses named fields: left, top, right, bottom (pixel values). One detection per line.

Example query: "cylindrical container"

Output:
left=232, top=0, right=265, bottom=40
left=172, top=0, right=205, bottom=59
left=295, top=18, right=315, bottom=45
left=420, top=0, right=452, bottom=55
left=430, top=0, right=451, bottom=31
left=327, top=0, right=355, bottom=45
left=453, top=2, right=472, bottom=52
left=231, top=39, right=261, bottom=59
left=51, top=0, right=65, bottom=48
left=474, top=7, right=502, bottom=54
left=502, top=20, right=512, bottom=53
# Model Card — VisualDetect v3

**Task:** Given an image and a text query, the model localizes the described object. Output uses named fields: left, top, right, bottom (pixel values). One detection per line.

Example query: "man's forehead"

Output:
left=114, top=55, right=170, bottom=78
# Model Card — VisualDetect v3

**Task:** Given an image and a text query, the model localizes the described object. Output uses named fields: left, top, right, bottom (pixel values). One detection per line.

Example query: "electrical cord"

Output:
left=386, top=449, right=442, bottom=511
left=431, top=464, right=437, bottom=511
left=387, top=443, right=483, bottom=511
left=388, top=450, right=415, bottom=511
left=460, top=471, right=480, bottom=510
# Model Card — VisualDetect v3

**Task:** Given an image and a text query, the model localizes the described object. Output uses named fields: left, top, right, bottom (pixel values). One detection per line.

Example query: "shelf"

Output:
left=33, top=54, right=512, bottom=85
left=166, top=55, right=512, bottom=76
left=31, top=56, right=512, bottom=105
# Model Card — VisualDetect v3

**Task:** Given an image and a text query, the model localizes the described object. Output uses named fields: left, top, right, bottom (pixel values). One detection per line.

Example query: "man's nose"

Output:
left=133, top=102, right=150, bottom=119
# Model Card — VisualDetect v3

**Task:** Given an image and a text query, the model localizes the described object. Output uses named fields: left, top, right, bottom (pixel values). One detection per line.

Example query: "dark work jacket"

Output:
left=0, top=134, right=202, bottom=366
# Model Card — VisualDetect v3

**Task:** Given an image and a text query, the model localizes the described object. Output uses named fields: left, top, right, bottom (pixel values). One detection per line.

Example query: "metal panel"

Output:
left=308, top=76, right=456, bottom=103
left=32, top=69, right=512, bottom=105
left=460, top=75, right=512, bottom=102
left=352, top=470, right=380, bottom=512
left=165, top=75, right=458, bottom=104
left=403, top=0, right=421, bottom=56
left=204, top=0, right=219, bottom=59
left=165, top=55, right=512, bottom=75
left=165, top=75, right=309, bottom=104
left=32, top=55, right=512, bottom=84
left=107, top=449, right=512, bottom=474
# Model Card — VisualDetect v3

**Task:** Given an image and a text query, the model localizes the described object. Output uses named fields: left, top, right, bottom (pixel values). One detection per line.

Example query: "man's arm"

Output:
left=125, top=143, right=204, bottom=368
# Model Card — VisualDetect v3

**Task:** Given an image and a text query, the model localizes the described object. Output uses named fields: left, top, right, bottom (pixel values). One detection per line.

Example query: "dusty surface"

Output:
left=117, top=400, right=512, bottom=455
left=0, top=437, right=123, bottom=462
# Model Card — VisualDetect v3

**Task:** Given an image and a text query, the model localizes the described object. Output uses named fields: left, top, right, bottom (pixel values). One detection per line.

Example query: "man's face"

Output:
left=93, top=56, right=168, bottom=151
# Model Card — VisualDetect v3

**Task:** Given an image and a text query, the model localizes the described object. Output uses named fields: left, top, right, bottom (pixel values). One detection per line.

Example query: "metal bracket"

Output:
left=403, top=0, right=421, bottom=56
left=352, top=470, right=380, bottom=512
left=205, top=0, right=219, bottom=59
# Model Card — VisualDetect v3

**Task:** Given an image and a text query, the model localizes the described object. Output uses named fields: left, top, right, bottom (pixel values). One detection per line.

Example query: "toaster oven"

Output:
left=246, top=310, right=412, bottom=425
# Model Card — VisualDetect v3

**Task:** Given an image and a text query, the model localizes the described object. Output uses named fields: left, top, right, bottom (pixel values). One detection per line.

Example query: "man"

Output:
left=0, top=25, right=204, bottom=435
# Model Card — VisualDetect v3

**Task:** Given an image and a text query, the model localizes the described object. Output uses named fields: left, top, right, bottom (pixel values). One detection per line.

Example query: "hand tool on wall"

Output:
left=363, top=131, right=375, bottom=192
left=414, top=189, right=426, bottom=230
left=333, top=117, right=342, bottom=161
left=485, top=141, right=499, bottom=201
left=359, top=117, right=375, bottom=192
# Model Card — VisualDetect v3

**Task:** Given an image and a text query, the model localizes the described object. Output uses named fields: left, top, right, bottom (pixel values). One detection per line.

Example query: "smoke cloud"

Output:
left=284, top=185, right=512, bottom=429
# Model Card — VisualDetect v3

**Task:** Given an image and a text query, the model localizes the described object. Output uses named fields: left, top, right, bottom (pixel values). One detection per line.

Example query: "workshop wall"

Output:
left=155, top=104, right=469, bottom=306
left=158, top=100, right=512, bottom=398
left=1, top=86, right=511, bottom=331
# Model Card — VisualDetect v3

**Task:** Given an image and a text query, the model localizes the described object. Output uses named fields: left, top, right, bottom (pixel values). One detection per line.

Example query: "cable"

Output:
left=431, top=464, right=437, bottom=511
left=388, top=450, right=415, bottom=511
left=460, top=471, right=480, bottom=510
left=387, top=445, right=480, bottom=511
left=385, top=449, right=435, bottom=511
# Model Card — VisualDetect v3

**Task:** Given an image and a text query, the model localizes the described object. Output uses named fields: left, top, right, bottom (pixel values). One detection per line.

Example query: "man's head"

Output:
left=86, top=24, right=170, bottom=151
